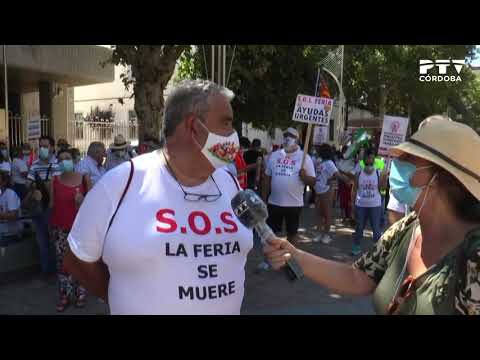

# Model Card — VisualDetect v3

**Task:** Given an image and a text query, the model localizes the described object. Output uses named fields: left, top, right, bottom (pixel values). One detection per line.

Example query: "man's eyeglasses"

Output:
left=163, top=151, right=222, bottom=202
left=178, top=176, right=222, bottom=202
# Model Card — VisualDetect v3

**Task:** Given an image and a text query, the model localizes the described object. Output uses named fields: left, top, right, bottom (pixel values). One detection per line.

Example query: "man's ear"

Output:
left=185, top=114, right=197, bottom=135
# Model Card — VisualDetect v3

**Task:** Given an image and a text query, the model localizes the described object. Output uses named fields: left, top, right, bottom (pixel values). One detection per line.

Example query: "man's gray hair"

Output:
left=161, top=79, right=235, bottom=140
left=87, top=141, right=106, bottom=157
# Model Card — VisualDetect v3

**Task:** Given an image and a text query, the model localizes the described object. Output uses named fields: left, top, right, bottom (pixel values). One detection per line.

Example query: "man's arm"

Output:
left=299, top=169, right=316, bottom=188
left=63, top=248, right=110, bottom=302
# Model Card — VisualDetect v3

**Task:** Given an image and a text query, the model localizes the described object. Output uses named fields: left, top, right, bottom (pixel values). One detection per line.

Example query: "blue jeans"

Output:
left=354, top=206, right=383, bottom=246
left=33, top=210, right=55, bottom=273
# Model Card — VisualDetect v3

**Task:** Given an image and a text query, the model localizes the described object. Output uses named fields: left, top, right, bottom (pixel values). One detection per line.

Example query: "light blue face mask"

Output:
left=389, top=159, right=433, bottom=206
left=39, top=147, right=50, bottom=160
left=60, top=160, right=74, bottom=173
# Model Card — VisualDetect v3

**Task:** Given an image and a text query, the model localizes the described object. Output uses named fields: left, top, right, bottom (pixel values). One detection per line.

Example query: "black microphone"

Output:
left=231, top=189, right=304, bottom=281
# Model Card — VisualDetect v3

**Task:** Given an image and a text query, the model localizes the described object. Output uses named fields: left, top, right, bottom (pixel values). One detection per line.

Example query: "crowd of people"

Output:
left=227, top=127, right=407, bottom=261
left=2, top=79, right=479, bottom=316
left=0, top=133, right=159, bottom=312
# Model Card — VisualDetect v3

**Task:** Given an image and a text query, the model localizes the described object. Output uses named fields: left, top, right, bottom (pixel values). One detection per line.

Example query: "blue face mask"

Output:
left=60, top=160, right=74, bottom=173
left=389, top=159, right=433, bottom=206
left=39, top=147, right=50, bottom=160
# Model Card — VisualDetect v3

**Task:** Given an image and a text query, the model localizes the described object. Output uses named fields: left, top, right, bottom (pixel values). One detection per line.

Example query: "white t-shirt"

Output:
left=387, top=193, right=408, bottom=215
left=12, top=158, right=29, bottom=185
left=355, top=170, right=382, bottom=208
left=0, top=188, right=21, bottom=235
left=68, top=151, right=253, bottom=315
left=0, top=161, right=11, bottom=174
left=225, top=163, right=237, bottom=177
left=265, top=148, right=315, bottom=207
left=314, top=159, right=338, bottom=194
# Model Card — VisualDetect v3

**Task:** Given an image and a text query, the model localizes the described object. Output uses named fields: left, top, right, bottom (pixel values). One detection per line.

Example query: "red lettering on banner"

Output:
left=156, top=209, right=178, bottom=233
left=188, top=211, right=212, bottom=235
left=220, top=212, right=238, bottom=233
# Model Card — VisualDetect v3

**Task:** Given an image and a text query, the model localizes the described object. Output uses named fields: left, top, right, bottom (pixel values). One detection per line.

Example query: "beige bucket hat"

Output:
left=390, top=116, right=480, bottom=201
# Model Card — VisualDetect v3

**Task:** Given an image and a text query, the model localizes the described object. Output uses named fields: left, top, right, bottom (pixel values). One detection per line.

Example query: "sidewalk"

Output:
left=0, top=206, right=377, bottom=315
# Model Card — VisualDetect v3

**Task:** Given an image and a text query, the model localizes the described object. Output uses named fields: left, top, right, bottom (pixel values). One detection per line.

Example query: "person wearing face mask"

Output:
left=105, top=134, right=133, bottom=172
left=0, top=141, right=11, bottom=174
left=350, top=149, right=387, bottom=255
left=313, top=144, right=351, bottom=244
left=263, top=128, right=316, bottom=245
left=75, top=141, right=106, bottom=185
left=264, top=116, right=480, bottom=315
left=11, top=144, right=31, bottom=201
left=48, top=148, right=92, bottom=311
left=0, top=171, right=22, bottom=247
left=63, top=80, right=256, bottom=315
left=24, top=135, right=62, bottom=277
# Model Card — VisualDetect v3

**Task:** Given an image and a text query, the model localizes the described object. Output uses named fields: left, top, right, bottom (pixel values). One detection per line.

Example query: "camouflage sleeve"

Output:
left=353, top=213, right=417, bottom=284
left=456, top=246, right=480, bottom=315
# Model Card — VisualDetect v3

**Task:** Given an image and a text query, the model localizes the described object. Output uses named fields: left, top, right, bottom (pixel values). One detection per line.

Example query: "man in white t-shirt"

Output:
left=64, top=80, right=255, bottom=315
left=263, top=127, right=316, bottom=245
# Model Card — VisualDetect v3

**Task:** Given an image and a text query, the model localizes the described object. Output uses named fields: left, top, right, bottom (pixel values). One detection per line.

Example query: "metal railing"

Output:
left=69, top=117, right=138, bottom=156
left=8, top=113, right=51, bottom=148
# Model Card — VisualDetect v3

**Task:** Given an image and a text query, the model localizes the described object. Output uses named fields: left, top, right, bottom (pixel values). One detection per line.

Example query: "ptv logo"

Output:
left=419, top=59, right=465, bottom=82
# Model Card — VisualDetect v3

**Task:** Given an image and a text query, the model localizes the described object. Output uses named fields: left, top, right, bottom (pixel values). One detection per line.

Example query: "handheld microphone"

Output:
left=231, top=189, right=304, bottom=281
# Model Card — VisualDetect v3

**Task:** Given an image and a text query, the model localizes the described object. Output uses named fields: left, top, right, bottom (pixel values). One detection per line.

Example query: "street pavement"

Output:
left=0, top=202, right=377, bottom=315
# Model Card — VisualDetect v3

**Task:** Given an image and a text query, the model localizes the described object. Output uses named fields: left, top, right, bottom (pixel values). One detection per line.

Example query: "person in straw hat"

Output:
left=105, top=134, right=136, bottom=172
left=263, top=115, right=480, bottom=315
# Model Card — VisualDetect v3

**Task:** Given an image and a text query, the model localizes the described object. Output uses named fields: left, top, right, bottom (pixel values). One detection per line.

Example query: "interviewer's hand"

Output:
left=263, top=237, right=300, bottom=270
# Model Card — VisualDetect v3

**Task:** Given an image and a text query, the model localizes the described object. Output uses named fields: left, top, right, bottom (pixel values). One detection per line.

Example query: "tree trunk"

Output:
left=130, top=45, right=188, bottom=143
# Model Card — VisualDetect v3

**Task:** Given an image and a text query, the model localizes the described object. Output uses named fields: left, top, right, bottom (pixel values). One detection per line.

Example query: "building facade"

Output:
left=0, top=45, right=114, bottom=148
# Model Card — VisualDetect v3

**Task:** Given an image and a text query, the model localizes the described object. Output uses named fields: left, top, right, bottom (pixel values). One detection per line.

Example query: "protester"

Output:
left=57, top=138, right=70, bottom=151
left=337, top=146, right=355, bottom=225
left=24, top=135, right=61, bottom=276
left=11, top=144, right=30, bottom=201
left=48, top=148, right=92, bottom=312
left=139, top=136, right=161, bottom=154
left=0, top=141, right=11, bottom=174
left=0, top=172, right=22, bottom=241
left=75, top=142, right=106, bottom=185
left=265, top=117, right=480, bottom=315
left=350, top=149, right=387, bottom=255
left=71, top=148, right=81, bottom=166
left=243, top=138, right=264, bottom=191
left=105, top=134, right=135, bottom=172
left=64, top=80, right=256, bottom=315
left=263, top=127, right=316, bottom=245
left=313, top=144, right=350, bottom=244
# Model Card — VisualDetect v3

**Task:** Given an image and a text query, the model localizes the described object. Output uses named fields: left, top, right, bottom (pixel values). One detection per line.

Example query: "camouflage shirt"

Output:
left=353, top=213, right=480, bottom=315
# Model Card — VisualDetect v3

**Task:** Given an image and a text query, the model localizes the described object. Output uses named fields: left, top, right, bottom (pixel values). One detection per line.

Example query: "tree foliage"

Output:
left=178, top=45, right=480, bottom=134
left=343, top=45, right=480, bottom=130
left=109, top=45, right=189, bottom=141
left=177, top=45, right=336, bottom=132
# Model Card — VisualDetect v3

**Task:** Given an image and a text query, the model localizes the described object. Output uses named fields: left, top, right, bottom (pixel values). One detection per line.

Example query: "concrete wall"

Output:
left=51, top=84, right=74, bottom=141
left=2, top=45, right=114, bottom=87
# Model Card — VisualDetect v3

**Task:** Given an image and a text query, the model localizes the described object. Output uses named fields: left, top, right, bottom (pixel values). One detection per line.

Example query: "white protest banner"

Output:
left=313, top=125, right=329, bottom=145
left=292, top=94, right=334, bottom=126
left=27, top=116, right=41, bottom=141
left=378, top=115, right=410, bottom=157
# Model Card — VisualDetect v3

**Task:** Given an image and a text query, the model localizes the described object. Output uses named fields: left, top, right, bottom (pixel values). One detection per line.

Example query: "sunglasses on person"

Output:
left=386, top=275, right=416, bottom=315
